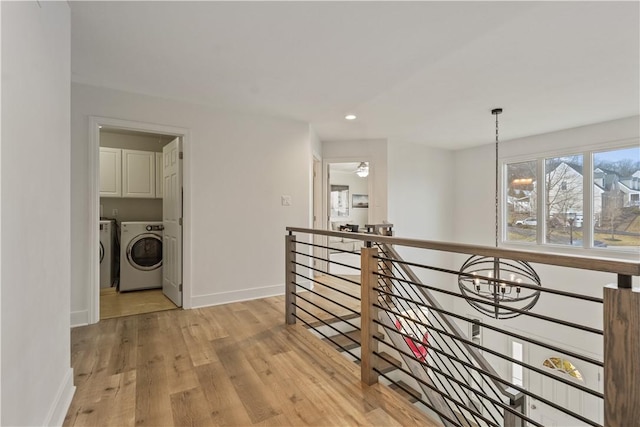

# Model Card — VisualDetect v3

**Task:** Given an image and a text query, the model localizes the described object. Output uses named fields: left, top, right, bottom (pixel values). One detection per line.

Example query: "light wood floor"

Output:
left=100, top=287, right=178, bottom=320
left=65, top=292, right=438, bottom=427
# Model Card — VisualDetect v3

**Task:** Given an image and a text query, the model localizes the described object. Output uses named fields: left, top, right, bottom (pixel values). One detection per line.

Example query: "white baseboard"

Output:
left=191, top=282, right=312, bottom=308
left=70, top=310, right=88, bottom=327
left=44, top=367, right=76, bottom=427
left=191, top=283, right=284, bottom=308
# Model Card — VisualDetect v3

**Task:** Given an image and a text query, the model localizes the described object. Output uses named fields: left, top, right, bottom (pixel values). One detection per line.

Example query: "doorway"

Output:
left=325, top=160, right=371, bottom=276
left=89, top=117, right=189, bottom=324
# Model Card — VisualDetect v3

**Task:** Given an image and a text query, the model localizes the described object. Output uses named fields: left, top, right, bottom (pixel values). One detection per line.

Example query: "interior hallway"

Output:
left=65, top=291, right=436, bottom=427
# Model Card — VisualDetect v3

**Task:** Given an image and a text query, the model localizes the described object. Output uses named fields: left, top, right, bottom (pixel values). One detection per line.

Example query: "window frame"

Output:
left=500, top=139, right=639, bottom=261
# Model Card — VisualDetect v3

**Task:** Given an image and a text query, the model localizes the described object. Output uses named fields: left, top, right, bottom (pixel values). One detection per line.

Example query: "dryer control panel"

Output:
left=146, top=225, right=164, bottom=231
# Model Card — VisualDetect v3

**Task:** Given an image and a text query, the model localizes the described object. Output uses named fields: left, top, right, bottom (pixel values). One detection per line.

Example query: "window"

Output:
left=504, top=143, right=640, bottom=254
left=543, top=357, right=583, bottom=381
left=511, top=341, right=524, bottom=387
left=506, top=160, right=537, bottom=242
left=544, top=155, right=584, bottom=246
left=594, top=147, right=640, bottom=250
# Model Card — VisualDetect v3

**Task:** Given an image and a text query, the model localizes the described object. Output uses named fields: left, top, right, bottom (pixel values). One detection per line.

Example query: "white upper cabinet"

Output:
left=155, top=152, right=163, bottom=198
left=99, top=147, right=122, bottom=197
left=122, top=149, right=155, bottom=198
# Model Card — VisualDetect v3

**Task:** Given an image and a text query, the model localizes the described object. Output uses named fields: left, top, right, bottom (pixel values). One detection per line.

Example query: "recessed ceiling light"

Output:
left=345, top=114, right=357, bottom=120
left=98, top=125, right=103, bottom=129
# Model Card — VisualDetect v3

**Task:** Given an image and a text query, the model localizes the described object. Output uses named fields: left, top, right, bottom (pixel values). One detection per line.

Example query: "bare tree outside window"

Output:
left=594, top=148, right=640, bottom=249
left=506, top=161, right=536, bottom=242
left=544, top=155, right=583, bottom=246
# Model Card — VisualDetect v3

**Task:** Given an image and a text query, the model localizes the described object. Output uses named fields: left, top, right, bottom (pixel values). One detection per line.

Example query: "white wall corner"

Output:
left=70, top=310, right=89, bottom=328
left=43, top=368, right=75, bottom=427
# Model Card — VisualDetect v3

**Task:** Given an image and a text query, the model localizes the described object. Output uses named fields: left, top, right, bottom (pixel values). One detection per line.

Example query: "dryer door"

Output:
left=100, top=242, right=105, bottom=263
left=126, top=234, right=162, bottom=271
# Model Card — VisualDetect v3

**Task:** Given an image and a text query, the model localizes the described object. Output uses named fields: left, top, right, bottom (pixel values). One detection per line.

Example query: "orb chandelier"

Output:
left=457, top=109, right=542, bottom=319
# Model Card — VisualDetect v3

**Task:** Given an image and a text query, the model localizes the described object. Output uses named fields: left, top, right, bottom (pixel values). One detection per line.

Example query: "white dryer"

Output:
left=99, top=220, right=114, bottom=288
left=120, top=221, right=163, bottom=291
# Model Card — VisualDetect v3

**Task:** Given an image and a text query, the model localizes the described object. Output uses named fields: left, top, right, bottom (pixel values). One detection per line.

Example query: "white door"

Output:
left=162, top=137, right=182, bottom=306
left=527, top=347, right=603, bottom=427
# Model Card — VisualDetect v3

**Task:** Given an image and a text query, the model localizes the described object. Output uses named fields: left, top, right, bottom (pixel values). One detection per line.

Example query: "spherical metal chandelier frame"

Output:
left=457, top=108, right=542, bottom=319
left=458, top=255, right=542, bottom=319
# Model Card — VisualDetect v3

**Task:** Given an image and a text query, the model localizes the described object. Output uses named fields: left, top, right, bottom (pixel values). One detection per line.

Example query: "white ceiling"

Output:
left=71, top=1, right=639, bottom=150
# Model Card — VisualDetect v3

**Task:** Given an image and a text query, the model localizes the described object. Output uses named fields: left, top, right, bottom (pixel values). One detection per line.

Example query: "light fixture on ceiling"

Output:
left=457, top=108, right=542, bottom=319
left=356, top=162, right=369, bottom=178
left=345, top=114, right=357, bottom=120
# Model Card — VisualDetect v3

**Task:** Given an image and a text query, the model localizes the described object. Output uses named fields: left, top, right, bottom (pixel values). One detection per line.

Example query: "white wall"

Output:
left=388, top=143, right=457, bottom=311
left=71, top=83, right=311, bottom=318
left=323, top=139, right=388, bottom=224
left=1, top=2, right=74, bottom=425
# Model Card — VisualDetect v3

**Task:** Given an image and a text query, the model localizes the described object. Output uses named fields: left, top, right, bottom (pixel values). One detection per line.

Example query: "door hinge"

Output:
left=179, top=284, right=183, bottom=291
left=179, top=151, right=183, bottom=160
left=179, top=217, right=183, bottom=226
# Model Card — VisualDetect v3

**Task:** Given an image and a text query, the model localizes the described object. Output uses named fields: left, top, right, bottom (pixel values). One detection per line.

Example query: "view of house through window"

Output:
left=593, top=147, right=640, bottom=249
left=544, top=155, right=584, bottom=246
left=504, top=144, right=639, bottom=252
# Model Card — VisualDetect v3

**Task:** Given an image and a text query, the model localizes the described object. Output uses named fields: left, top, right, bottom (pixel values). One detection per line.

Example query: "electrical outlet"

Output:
left=112, top=209, right=118, bottom=217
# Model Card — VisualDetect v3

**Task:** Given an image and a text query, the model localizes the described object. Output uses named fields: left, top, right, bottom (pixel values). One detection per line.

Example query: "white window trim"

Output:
left=500, top=138, right=640, bottom=261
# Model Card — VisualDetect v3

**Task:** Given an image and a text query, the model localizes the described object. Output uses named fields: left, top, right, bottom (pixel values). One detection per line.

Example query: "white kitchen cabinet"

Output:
left=122, top=149, right=155, bottom=198
left=155, top=152, right=163, bottom=198
left=99, top=147, right=122, bottom=197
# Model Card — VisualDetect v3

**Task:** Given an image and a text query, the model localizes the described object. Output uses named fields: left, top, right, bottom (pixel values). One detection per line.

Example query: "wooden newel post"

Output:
left=604, top=279, right=640, bottom=427
left=360, top=244, right=379, bottom=385
left=285, top=233, right=297, bottom=325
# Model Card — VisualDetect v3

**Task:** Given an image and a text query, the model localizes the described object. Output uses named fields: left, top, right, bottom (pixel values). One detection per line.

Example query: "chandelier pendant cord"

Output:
left=495, top=111, right=500, bottom=248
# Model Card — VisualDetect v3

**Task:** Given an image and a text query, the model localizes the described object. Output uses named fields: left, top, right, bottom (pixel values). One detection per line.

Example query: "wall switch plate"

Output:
left=112, top=209, right=118, bottom=216
left=281, top=195, right=292, bottom=206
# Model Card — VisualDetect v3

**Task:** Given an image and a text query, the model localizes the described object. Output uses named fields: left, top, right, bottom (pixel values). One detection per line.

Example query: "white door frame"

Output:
left=322, top=156, right=374, bottom=232
left=88, top=116, right=191, bottom=324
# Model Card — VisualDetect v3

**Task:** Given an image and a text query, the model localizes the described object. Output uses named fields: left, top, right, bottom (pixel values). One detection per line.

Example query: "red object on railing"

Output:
left=395, top=319, right=428, bottom=362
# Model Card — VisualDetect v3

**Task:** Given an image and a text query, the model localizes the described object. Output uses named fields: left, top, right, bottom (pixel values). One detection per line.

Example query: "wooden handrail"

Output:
left=286, top=227, right=640, bottom=276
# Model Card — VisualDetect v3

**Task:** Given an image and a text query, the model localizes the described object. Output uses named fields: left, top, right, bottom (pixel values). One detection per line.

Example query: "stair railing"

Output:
left=285, top=226, right=640, bottom=427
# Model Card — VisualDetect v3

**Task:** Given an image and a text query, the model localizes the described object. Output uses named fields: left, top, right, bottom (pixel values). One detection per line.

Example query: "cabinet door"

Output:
left=99, top=147, right=122, bottom=197
left=122, top=149, right=155, bottom=198
left=155, top=152, right=163, bottom=198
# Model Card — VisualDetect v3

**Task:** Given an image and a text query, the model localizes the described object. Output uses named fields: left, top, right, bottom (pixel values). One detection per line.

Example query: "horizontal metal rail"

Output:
left=376, top=370, right=465, bottom=427
left=293, top=270, right=361, bottom=299
left=292, top=304, right=361, bottom=362
left=292, top=249, right=362, bottom=272
left=376, top=254, right=603, bottom=303
left=286, top=228, right=620, bottom=427
left=293, top=281, right=360, bottom=317
left=286, top=227, right=640, bottom=276
left=374, top=272, right=603, bottom=335
left=292, top=261, right=361, bottom=287
left=374, top=296, right=602, bottom=399
left=374, top=350, right=547, bottom=427
left=294, top=239, right=362, bottom=256
left=293, top=287, right=361, bottom=330
left=376, top=280, right=602, bottom=367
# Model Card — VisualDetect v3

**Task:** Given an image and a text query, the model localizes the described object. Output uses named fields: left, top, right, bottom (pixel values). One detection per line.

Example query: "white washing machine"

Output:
left=120, top=221, right=163, bottom=291
left=99, top=220, right=114, bottom=288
